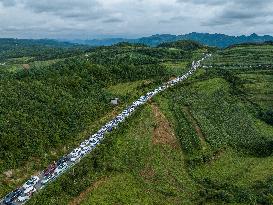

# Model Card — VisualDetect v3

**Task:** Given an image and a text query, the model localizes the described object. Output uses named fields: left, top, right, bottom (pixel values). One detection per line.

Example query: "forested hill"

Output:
left=0, top=41, right=206, bottom=198
left=1, top=39, right=273, bottom=204
left=0, top=38, right=89, bottom=62
left=72, top=32, right=273, bottom=48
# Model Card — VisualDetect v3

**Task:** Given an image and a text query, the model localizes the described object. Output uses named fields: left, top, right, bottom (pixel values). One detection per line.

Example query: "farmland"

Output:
left=1, top=40, right=273, bottom=204
left=0, top=40, right=205, bottom=200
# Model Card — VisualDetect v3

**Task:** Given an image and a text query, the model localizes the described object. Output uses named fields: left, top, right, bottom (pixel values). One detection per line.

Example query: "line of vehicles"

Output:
left=1, top=54, right=211, bottom=205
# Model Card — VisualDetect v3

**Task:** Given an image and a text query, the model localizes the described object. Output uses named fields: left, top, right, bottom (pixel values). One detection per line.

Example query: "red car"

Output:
left=43, top=163, right=57, bottom=177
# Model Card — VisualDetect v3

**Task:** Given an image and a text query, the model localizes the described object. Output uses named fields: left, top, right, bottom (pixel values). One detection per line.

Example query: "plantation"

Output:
left=1, top=40, right=273, bottom=204
left=0, top=41, right=201, bottom=198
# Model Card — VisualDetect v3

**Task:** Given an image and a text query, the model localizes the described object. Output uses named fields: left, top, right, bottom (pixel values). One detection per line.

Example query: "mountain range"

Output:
left=70, top=32, right=273, bottom=48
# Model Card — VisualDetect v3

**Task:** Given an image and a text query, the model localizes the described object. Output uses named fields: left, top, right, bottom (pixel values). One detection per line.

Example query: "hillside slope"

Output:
left=0, top=42, right=206, bottom=199
left=1, top=42, right=273, bottom=204
left=30, top=44, right=273, bottom=205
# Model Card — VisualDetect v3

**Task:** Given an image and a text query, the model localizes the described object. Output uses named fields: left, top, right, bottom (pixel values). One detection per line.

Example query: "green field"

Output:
left=0, top=41, right=199, bottom=198
left=1, top=40, right=273, bottom=204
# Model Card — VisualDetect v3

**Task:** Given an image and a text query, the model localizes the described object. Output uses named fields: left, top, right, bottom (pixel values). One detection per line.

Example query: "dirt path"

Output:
left=151, top=103, right=179, bottom=149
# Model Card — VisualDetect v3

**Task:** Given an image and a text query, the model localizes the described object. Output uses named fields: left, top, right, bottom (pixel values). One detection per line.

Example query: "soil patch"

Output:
left=151, top=103, right=179, bottom=149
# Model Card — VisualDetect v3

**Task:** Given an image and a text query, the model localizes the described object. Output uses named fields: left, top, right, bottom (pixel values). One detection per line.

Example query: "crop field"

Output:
left=170, top=44, right=273, bottom=204
left=1, top=41, right=273, bottom=204
left=0, top=42, right=198, bottom=199
left=26, top=52, right=273, bottom=204
left=26, top=103, right=199, bottom=205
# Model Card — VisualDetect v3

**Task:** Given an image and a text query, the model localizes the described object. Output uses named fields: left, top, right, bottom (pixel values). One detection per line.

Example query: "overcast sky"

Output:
left=0, top=0, right=273, bottom=39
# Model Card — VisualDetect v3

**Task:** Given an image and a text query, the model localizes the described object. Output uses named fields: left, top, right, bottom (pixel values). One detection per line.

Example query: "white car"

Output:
left=91, top=133, right=98, bottom=138
left=80, top=140, right=89, bottom=148
left=133, top=101, right=142, bottom=106
left=23, top=186, right=36, bottom=195
left=98, top=127, right=107, bottom=133
left=123, top=112, right=129, bottom=117
left=18, top=187, right=36, bottom=202
left=54, top=163, right=68, bottom=175
left=41, top=175, right=55, bottom=185
left=18, top=194, right=30, bottom=202
left=129, top=108, right=135, bottom=112
left=123, top=109, right=129, bottom=113
left=70, top=154, right=81, bottom=162
left=22, top=176, right=39, bottom=189
left=96, top=133, right=104, bottom=139
left=70, top=148, right=81, bottom=157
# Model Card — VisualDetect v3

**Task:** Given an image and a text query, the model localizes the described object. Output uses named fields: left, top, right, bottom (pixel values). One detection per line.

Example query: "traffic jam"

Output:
left=1, top=54, right=211, bottom=205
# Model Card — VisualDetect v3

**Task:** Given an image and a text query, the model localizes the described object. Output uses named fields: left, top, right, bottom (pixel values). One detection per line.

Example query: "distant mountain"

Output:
left=0, top=38, right=89, bottom=61
left=71, top=33, right=273, bottom=48
left=71, top=38, right=128, bottom=47
left=0, top=38, right=80, bottom=48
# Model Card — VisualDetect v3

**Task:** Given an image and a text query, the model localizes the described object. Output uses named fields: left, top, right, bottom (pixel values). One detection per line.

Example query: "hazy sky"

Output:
left=0, top=0, right=272, bottom=39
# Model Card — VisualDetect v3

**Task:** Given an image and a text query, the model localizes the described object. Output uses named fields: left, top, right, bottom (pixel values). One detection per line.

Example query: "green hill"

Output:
left=0, top=41, right=205, bottom=198
left=1, top=41, right=273, bottom=204
left=158, top=40, right=205, bottom=51
left=0, top=38, right=88, bottom=62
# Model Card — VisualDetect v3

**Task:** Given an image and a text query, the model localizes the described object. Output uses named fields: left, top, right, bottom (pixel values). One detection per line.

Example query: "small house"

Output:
left=111, top=98, right=119, bottom=105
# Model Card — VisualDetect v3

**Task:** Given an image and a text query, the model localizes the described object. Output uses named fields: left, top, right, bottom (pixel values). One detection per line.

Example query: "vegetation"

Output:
left=73, top=32, right=273, bottom=48
left=158, top=40, right=204, bottom=51
left=0, top=38, right=88, bottom=62
left=1, top=39, right=273, bottom=204
left=0, top=40, right=200, bottom=198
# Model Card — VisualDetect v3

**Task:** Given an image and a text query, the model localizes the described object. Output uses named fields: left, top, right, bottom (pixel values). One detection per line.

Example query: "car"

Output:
left=107, top=126, right=113, bottom=132
left=43, top=163, right=57, bottom=177
left=88, top=138, right=98, bottom=146
left=70, top=154, right=81, bottom=162
left=80, top=140, right=90, bottom=148
left=54, top=163, right=68, bottom=175
left=18, top=193, right=30, bottom=202
left=90, top=133, right=98, bottom=138
left=41, top=174, right=55, bottom=185
left=70, top=148, right=81, bottom=157
left=69, top=151, right=81, bottom=162
left=116, top=118, right=123, bottom=123
left=80, top=146, right=92, bottom=156
left=96, top=133, right=104, bottom=139
left=123, top=112, right=129, bottom=117
left=23, top=186, right=36, bottom=195
left=133, top=101, right=141, bottom=106
left=18, top=187, right=36, bottom=202
left=22, top=176, right=39, bottom=189
left=3, top=188, right=22, bottom=205
left=57, top=156, right=69, bottom=166
left=97, top=128, right=106, bottom=134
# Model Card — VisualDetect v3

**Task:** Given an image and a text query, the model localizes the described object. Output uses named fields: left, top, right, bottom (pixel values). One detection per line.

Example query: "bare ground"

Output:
left=151, top=103, right=179, bottom=149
